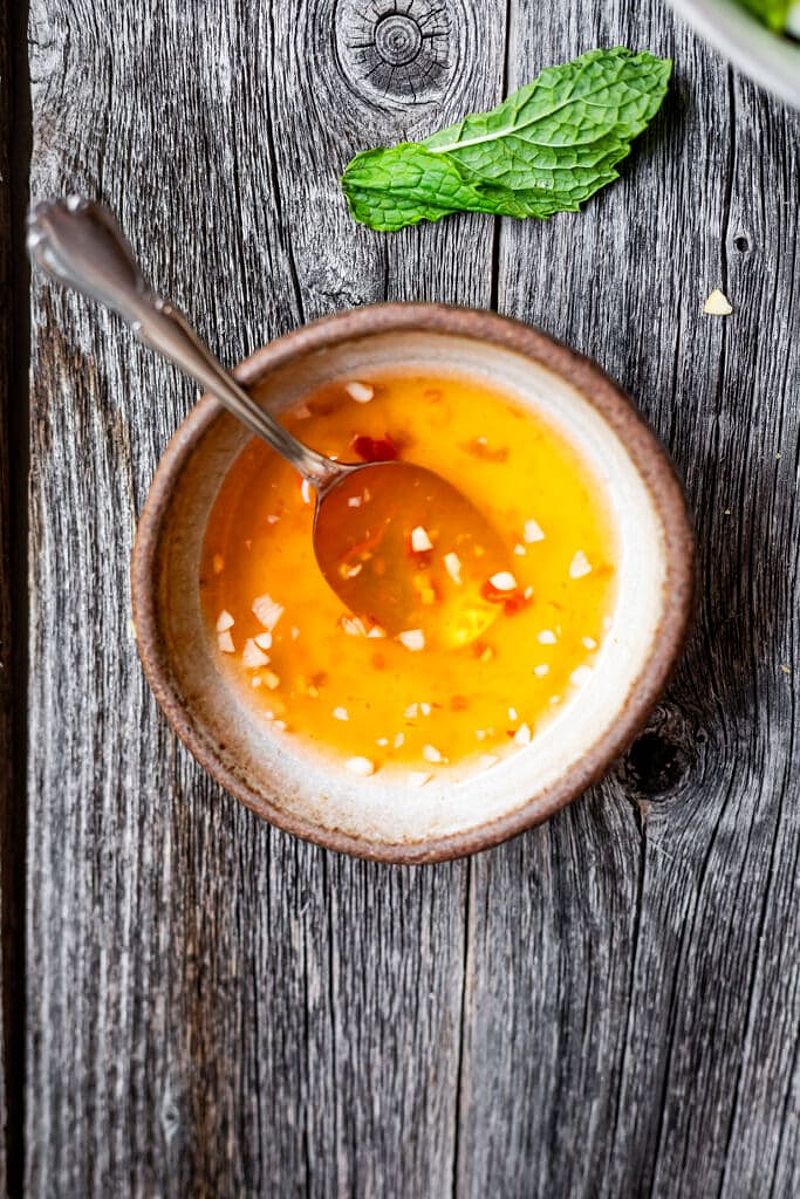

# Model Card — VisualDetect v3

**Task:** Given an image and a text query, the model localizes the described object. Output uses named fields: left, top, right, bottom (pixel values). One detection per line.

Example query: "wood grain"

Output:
left=22, top=0, right=800, bottom=1195
left=0, top=0, right=10, bottom=1189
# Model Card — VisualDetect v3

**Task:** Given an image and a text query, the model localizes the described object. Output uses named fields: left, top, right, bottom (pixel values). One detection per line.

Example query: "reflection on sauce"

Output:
left=200, top=372, right=617, bottom=780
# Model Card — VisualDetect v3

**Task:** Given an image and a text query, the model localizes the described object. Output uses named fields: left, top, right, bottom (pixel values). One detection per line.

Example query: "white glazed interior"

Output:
left=157, top=331, right=667, bottom=845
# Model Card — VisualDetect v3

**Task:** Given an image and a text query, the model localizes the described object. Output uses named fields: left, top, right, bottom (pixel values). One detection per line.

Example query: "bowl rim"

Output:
left=131, top=302, right=695, bottom=864
left=668, top=0, right=800, bottom=109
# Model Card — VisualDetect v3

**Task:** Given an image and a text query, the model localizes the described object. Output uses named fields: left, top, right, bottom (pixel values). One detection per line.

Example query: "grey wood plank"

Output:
left=0, top=0, right=12, bottom=1190
left=25, top=0, right=505, bottom=1194
left=457, top=3, right=800, bottom=1197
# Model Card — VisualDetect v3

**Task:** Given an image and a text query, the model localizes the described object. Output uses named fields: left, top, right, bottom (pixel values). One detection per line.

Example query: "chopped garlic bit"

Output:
left=264, top=671, right=281, bottom=690
left=266, top=514, right=280, bottom=525
left=333, top=707, right=349, bottom=721
left=367, top=625, right=386, bottom=639
left=346, top=755, right=375, bottom=777
left=489, top=571, right=517, bottom=592
left=217, top=630, right=235, bottom=654
left=273, top=719, right=287, bottom=731
left=254, top=631, right=273, bottom=650
left=398, top=629, right=425, bottom=652
left=513, top=544, right=527, bottom=556
left=242, top=638, right=270, bottom=668
left=524, top=586, right=534, bottom=600
left=513, top=723, right=532, bottom=746
left=508, top=707, right=518, bottom=721
left=533, top=664, right=549, bottom=677
left=405, top=703, right=419, bottom=718
left=523, top=519, right=545, bottom=544
left=410, top=525, right=434, bottom=553
left=345, top=380, right=374, bottom=404
left=569, top=550, right=592, bottom=580
left=537, top=629, right=557, bottom=645
left=570, top=665, right=593, bottom=688
left=408, top=771, right=432, bottom=788
left=479, top=754, right=500, bottom=770
left=216, top=609, right=235, bottom=632
left=293, top=403, right=312, bottom=419
left=582, top=636, right=598, bottom=651
left=420, top=702, right=432, bottom=716
left=422, top=744, right=443, bottom=764
left=251, top=677, right=262, bottom=688
left=212, top=553, right=225, bottom=575
left=300, top=479, right=313, bottom=505
left=704, top=288, right=733, bottom=316
left=340, top=562, right=362, bottom=579
left=376, top=737, right=389, bottom=747
left=291, top=626, right=301, bottom=640
left=444, top=552, right=463, bottom=584
left=394, top=732, right=405, bottom=748
left=341, top=614, right=368, bottom=637
left=347, top=496, right=363, bottom=508
left=252, top=593, right=285, bottom=631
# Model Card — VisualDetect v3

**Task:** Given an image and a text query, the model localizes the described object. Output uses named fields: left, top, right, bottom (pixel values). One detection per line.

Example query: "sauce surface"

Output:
left=200, top=372, right=617, bottom=779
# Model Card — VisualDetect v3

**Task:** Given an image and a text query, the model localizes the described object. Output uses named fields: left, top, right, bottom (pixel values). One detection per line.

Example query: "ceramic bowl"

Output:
left=668, top=0, right=800, bottom=109
left=132, top=304, right=694, bottom=863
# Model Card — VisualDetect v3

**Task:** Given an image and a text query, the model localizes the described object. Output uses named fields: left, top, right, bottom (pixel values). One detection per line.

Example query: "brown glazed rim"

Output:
left=132, top=303, right=695, bottom=865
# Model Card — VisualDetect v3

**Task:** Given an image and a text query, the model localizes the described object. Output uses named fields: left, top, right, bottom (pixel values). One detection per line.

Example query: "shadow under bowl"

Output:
left=132, top=304, right=694, bottom=864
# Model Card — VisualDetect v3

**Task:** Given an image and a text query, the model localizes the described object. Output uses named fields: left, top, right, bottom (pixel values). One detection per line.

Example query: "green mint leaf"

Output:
left=738, top=0, right=790, bottom=30
left=341, top=47, right=672, bottom=232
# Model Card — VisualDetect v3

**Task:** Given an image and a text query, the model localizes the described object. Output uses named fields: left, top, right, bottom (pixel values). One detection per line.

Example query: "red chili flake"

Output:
left=450, top=695, right=470, bottom=711
left=502, top=592, right=532, bottom=617
left=372, top=653, right=386, bottom=671
left=465, top=438, right=509, bottom=463
left=424, top=388, right=443, bottom=403
left=351, top=433, right=400, bottom=463
left=310, top=671, right=328, bottom=689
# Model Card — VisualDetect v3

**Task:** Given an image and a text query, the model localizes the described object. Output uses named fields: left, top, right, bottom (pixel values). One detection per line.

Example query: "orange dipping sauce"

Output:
left=200, top=372, right=617, bottom=779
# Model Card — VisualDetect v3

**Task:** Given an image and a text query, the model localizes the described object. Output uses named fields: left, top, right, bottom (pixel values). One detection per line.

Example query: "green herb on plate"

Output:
left=341, top=47, right=672, bottom=232
left=738, top=0, right=790, bottom=31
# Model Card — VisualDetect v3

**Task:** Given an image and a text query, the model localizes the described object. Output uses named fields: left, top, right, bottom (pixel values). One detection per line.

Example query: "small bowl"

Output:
left=132, top=304, right=694, bottom=864
left=668, top=0, right=800, bottom=109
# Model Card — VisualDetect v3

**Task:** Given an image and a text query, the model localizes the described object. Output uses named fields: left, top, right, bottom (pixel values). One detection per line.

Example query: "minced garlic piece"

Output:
left=242, top=639, right=270, bottom=668
left=513, top=723, right=532, bottom=746
left=444, top=552, right=463, bottom=584
left=410, top=525, right=434, bottom=552
left=333, top=707, right=349, bottom=721
left=523, top=519, right=545, bottom=544
left=217, top=630, right=235, bottom=653
left=537, top=630, right=557, bottom=645
left=422, top=744, right=443, bottom=763
left=569, top=551, right=592, bottom=580
left=346, top=756, right=375, bottom=776
left=489, top=571, right=517, bottom=591
left=216, top=609, right=234, bottom=632
left=345, top=381, right=374, bottom=403
left=252, top=594, right=284, bottom=630
left=704, top=288, right=733, bottom=316
left=398, top=629, right=425, bottom=651
left=570, top=665, right=593, bottom=688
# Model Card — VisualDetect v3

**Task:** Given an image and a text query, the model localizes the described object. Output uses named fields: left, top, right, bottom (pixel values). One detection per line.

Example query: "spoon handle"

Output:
left=26, top=196, right=340, bottom=489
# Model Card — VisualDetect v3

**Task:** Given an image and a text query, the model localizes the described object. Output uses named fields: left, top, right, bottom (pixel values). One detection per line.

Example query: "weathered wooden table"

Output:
left=1, top=0, right=799, bottom=1194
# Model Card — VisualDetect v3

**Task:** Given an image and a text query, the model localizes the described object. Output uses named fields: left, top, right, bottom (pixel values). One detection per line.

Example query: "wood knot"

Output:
left=616, top=705, right=693, bottom=799
left=374, top=13, right=423, bottom=65
left=337, top=0, right=452, bottom=106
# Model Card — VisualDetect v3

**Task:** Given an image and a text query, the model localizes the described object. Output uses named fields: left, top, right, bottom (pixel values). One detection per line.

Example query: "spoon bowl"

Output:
left=314, top=459, right=510, bottom=648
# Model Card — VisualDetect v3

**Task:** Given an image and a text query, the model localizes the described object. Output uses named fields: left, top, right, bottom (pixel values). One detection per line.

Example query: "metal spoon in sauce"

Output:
left=27, top=197, right=516, bottom=649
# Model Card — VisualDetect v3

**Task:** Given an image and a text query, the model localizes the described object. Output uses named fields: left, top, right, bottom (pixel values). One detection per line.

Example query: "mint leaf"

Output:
left=738, top=0, right=790, bottom=30
left=341, top=48, right=672, bottom=232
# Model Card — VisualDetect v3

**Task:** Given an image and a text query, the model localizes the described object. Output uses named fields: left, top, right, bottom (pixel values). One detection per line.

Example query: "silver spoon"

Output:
left=27, top=197, right=512, bottom=648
